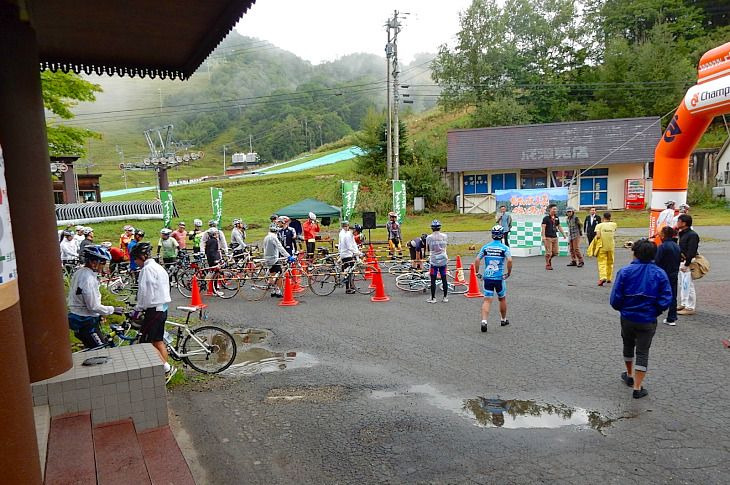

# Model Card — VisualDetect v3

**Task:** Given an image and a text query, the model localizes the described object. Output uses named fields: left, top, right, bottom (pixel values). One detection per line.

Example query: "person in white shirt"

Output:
left=338, top=220, right=362, bottom=294
left=263, top=223, right=291, bottom=297
left=67, top=245, right=123, bottom=349
left=672, top=203, right=690, bottom=228
left=200, top=219, right=228, bottom=256
left=655, top=200, right=676, bottom=239
left=60, top=230, right=79, bottom=263
left=130, top=242, right=174, bottom=378
left=73, top=225, right=85, bottom=245
left=426, top=220, right=449, bottom=303
left=230, top=218, right=246, bottom=257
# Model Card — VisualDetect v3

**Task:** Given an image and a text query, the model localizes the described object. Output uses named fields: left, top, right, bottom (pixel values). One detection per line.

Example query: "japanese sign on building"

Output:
left=521, top=146, right=589, bottom=161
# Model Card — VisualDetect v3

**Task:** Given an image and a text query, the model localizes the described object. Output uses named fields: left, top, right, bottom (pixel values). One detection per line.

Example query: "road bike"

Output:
left=240, top=257, right=310, bottom=301
left=394, top=270, right=469, bottom=294
left=308, top=256, right=376, bottom=296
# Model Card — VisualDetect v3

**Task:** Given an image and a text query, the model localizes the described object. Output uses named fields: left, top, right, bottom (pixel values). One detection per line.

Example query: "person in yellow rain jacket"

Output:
left=594, top=212, right=617, bottom=287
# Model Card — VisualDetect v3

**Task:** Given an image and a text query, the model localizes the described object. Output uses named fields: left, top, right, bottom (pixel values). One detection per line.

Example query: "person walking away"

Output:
left=426, top=220, right=449, bottom=303
left=188, top=219, right=204, bottom=252
left=129, top=242, right=175, bottom=382
left=386, top=212, right=403, bottom=259
left=338, top=220, right=362, bottom=294
left=474, top=225, right=512, bottom=333
left=78, top=228, right=95, bottom=263
left=157, top=228, right=179, bottom=267
left=171, top=222, right=187, bottom=250
left=60, top=230, right=79, bottom=270
left=541, top=204, right=566, bottom=270
left=677, top=214, right=700, bottom=315
left=583, top=207, right=601, bottom=246
left=654, top=200, right=676, bottom=244
left=119, top=225, right=135, bottom=260
left=263, top=223, right=291, bottom=298
left=303, top=212, right=320, bottom=260
left=565, top=207, right=584, bottom=267
left=655, top=226, right=681, bottom=326
left=610, top=239, right=672, bottom=399
left=67, top=246, right=124, bottom=349
left=407, top=234, right=427, bottom=271
left=277, top=216, right=298, bottom=256
left=495, top=205, right=513, bottom=246
left=594, top=212, right=617, bottom=286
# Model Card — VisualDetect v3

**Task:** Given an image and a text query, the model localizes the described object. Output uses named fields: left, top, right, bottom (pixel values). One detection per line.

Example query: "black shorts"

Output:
left=268, top=264, right=282, bottom=274
left=139, top=309, right=167, bottom=343
left=409, top=247, right=423, bottom=261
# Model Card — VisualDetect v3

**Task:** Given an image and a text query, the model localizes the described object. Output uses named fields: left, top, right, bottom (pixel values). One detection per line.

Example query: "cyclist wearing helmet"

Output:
left=654, top=200, right=677, bottom=243
left=171, top=221, right=187, bottom=249
left=339, top=220, right=362, bottom=294
left=231, top=218, right=246, bottom=250
left=157, top=228, right=179, bottom=266
left=264, top=222, right=291, bottom=297
left=128, top=229, right=145, bottom=271
left=407, top=233, right=428, bottom=271
left=672, top=203, right=690, bottom=229
left=426, top=220, right=449, bottom=303
left=78, top=227, right=95, bottom=262
left=59, top=230, right=79, bottom=264
left=202, top=227, right=224, bottom=267
left=474, top=225, right=513, bottom=333
left=67, top=245, right=124, bottom=349
left=303, top=212, right=320, bottom=259
left=74, top=225, right=86, bottom=244
left=188, top=219, right=204, bottom=252
left=277, top=216, right=298, bottom=256
left=352, top=224, right=366, bottom=247
left=201, top=222, right=228, bottom=257
left=120, top=225, right=135, bottom=260
left=129, top=242, right=174, bottom=379
left=386, top=212, right=403, bottom=259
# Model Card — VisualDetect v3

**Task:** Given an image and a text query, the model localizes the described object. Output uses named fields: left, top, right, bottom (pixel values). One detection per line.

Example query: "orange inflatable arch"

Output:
left=650, top=41, right=730, bottom=235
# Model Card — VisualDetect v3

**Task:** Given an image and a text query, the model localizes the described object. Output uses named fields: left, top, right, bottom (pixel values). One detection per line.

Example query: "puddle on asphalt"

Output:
left=232, top=329, right=269, bottom=344
left=372, top=384, right=622, bottom=432
left=222, top=328, right=318, bottom=376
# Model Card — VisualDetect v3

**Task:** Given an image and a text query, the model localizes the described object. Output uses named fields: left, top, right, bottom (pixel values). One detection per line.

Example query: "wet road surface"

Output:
left=168, top=237, right=730, bottom=484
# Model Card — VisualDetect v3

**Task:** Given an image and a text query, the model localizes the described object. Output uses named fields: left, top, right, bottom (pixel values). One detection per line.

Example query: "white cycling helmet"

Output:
left=82, top=227, right=94, bottom=235
left=308, top=212, right=316, bottom=220
left=193, top=219, right=203, bottom=227
left=207, top=227, right=218, bottom=235
left=160, top=228, right=173, bottom=235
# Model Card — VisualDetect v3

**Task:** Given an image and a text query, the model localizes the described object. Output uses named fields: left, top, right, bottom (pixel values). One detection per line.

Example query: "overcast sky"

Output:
left=236, top=0, right=473, bottom=64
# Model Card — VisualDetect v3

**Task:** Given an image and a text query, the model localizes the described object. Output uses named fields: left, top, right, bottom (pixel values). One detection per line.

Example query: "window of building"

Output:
left=491, top=173, right=517, bottom=192
left=550, top=170, right=576, bottom=187
left=80, top=191, right=97, bottom=202
left=579, top=168, right=608, bottom=207
left=520, top=169, right=547, bottom=189
left=463, top=174, right=488, bottom=195
left=53, top=191, right=64, bottom=204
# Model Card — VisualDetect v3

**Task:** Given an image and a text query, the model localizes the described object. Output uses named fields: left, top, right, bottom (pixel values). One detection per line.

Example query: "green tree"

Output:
left=354, top=108, right=412, bottom=177
left=41, top=71, right=102, bottom=156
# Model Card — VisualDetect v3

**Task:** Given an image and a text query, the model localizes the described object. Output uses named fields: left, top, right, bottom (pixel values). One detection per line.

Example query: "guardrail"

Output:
left=56, top=201, right=178, bottom=226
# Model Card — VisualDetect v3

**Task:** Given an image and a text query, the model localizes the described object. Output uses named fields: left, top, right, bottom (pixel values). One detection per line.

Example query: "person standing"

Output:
left=677, top=214, right=699, bottom=315
left=426, top=220, right=449, bottom=303
left=171, top=222, right=187, bottom=250
left=119, top=225, right=135, bottom=260
left=303, top=212, right=320, bottom=260
left=583, top=207, right=601, bottom=245
left=73, top=225, right=86, bottom=245
left=594, top=212, right=617, bottom=286
left=200, top=220, right=228, bottom=256
left=654, top=200, right=676, bottom=244
left=565, top=207, right=584, bottom=267
left=541, top=204, right=566, bottom=270
left=231, top=219, right=246, bottom=250
left=386, top=212, right=403, bottom=259
left=263, top=223, right=291, bottom=298
left=655, top=226, right=681, bottom=326
left=610, top=239, right=672, bottom=399
left=474, top=225, right=512, bottom=333
left=127, top=229, right=145, bottom=272
left=495, top=205, right=512, bottom=246
left=277, top=216, right=298, bottom=256
left=59, top=230, right=79, bottom=265
left=338, top=220, right=362, bottom=294
left=156, top=228, right=179, bottom=266
left=78, top=228, right=95, bottom=263
left=672, top=204, right=690, bottom=229
left=188, top=219, right=204, bottom=253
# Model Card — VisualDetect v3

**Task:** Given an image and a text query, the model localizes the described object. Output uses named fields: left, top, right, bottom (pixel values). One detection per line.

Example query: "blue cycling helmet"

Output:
left=430, top=219, right=441, bottom=230
left=491, top=225, right=505, bottom=240
left=83, top=245, right=112, bottom=262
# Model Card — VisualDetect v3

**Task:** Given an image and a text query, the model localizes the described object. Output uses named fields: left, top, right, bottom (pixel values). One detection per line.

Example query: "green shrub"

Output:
left=687, top=181, right=726, bottom=208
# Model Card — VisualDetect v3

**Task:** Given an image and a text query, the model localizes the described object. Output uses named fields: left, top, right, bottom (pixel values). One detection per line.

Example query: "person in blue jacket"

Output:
left=610, top=238, right=672, bottom=399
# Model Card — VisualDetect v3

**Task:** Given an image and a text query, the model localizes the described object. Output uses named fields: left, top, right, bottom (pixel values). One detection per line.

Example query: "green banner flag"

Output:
left=211, top=187, right=223, bottom=227
left=160, top=190, right=174, bottom=228
left=392, top=179, right=406, bottom=223
left=341, top=180, right=359, bottom=222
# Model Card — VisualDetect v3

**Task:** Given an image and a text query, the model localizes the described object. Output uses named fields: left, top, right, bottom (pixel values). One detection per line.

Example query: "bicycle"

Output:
left=240, top=257, right=310, bottom=301
left=394, top=270, right=469, bottom=294
left=308, top=255, right=376, bottom=296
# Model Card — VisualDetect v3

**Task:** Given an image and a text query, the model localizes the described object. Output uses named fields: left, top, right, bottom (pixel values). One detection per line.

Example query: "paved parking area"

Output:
left=168, top=236, right=730, bottom=484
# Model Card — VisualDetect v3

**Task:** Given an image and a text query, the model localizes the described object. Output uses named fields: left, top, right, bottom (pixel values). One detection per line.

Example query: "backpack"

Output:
left=689, top=253, right=710, bottom=280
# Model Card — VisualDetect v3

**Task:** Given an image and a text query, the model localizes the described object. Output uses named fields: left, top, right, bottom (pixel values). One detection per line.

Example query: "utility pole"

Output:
left=116, top=144, right=128, bottom=189
left=304, top=117, right=310, bottom=151
left=391, top=10, right=401, bottom=181
left=249, top=134, right=253, bottom=153
left=223, top=145, right=227, bottom=175
left=385, top=18, right=393, bottom=179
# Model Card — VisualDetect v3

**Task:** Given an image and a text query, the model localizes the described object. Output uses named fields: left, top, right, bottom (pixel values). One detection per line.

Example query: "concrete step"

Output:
left=93, top=419, right=151, bottom=485
left=45, top=412, right=96, bottom=485
left=138, top=426, right=195, bottom=485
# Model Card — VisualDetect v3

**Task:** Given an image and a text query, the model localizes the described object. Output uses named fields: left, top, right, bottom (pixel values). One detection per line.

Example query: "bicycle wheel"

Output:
left=177, top=269, right=195, bottom=298
left=182, top=326, right=237, bottom=374
left=395, top=272, right=428, bottom=292
left=308, top=264, right=338, bottom=296
left=241, top=266, right=270, bottom=301
left=351, top=267, right=375, bottom=295
left=215, top=269, right=240, bottom=299
left=446, top=273, right=469, bottom=294
left=388, top=262, right=412, bottom=275
left=106, top=272, right=134, bottom=302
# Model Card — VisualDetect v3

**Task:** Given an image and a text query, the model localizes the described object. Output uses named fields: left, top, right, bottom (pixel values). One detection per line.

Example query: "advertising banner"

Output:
left=392, top=179, right=406, bottom=223
left=341, top=180, right=359, bottom=222
left=0, top=146, right=19, bottom=311
left=211, top=187, right=223, bottom=227
left=159, top=190, right=174, bottom=228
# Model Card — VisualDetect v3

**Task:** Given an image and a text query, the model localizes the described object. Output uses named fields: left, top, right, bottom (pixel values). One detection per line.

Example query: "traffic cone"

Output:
left=190, top=276, right=207, bottom=309
left=370, top=266, right=390, bottom=302
left=292, top=266, right=305, bottom=294
left=369, top=259, right=380, bottom=289
left=279, top=273, right=299, bottom=306
left=368, top=243, right=375, bottom=259
left=364, top=254, right=374, bottom=280
left=464, top=264, right=482, bottom=298
left=454, top=255, right=466, bottom=285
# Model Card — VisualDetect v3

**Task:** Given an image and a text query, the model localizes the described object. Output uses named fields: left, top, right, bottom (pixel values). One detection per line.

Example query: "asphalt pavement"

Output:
left=168, top=233, right=730, bottom=484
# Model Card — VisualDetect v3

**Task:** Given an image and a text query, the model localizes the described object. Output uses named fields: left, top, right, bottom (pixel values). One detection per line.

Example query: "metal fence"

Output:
left=55, top=201, right=178, bottom=226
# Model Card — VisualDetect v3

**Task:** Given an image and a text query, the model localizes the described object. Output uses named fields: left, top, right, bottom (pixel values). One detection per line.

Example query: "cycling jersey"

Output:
left=231, top=227, right=246, bottom=248
left=386, top=220, right=402, bottom=242
left=158, top=237, right=179, bottom=260
left=263, top=232, right=288, bottom=266
left=278, top=226, right=297, bottom=255
left=67, top=267, right=115, bottom=317
left=477, top=240, right=511, bottom=280
left=426, top=232, right=448, bottom=267
left=60, top=237, right=79, bottom=260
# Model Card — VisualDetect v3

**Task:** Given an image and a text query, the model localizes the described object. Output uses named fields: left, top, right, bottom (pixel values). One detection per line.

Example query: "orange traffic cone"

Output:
left=454, top=255, right=466, bottom=285
left=190, top=276, right=207, bottom=309
left=464, top=264, right=482, bottom=298
left=364, top=254, right=374, bottom=280
left=369, top=259, right=380, bottom=289
left=292, top=266, right=305, bottom=294
left=368, top=243, right=375, bottom=259
left=370, top=266, right=390, bottom=302
left=279, top=273, right=299, bottom=306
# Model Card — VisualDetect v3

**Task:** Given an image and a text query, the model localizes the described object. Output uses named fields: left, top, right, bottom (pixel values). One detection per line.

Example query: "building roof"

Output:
left=30, top=0, right=257, bottom=80
left=447, top=117, right=661, bottom=173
